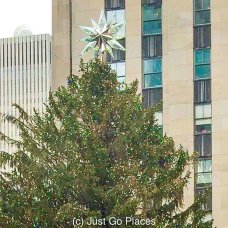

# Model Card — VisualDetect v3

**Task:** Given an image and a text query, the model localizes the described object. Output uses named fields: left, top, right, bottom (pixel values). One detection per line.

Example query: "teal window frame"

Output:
left=194, top=48, right=211, bottom=80
left=144, top=73, right=162, bottom=88
left=194, top=0, right=210, bottom=25
left=144, top=58, right=162, bottom=88
left=143, top=5, right=162, bottom=35
left=195, top=0, right=210, bottom=11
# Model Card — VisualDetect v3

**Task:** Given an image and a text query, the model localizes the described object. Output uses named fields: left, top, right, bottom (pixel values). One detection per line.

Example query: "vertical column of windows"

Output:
left=194, top=0, right=212, bottom=212
left=105, top=0, right=126, bottom=84
left=142, top=0, right=162, bottom=108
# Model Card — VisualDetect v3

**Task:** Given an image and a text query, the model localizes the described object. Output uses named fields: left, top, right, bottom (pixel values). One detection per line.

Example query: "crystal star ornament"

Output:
left=80, top=10, right=125, bottom=58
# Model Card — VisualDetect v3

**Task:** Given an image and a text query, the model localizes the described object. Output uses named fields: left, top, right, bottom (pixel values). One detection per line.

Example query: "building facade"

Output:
left=0, top=33, right=52, bottom=152
left=52, top=0, right=228, bottom=226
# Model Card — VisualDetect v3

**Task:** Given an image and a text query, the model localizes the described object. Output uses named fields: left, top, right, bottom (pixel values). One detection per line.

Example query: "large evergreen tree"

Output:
left=0, top=59, right=212, bottom=227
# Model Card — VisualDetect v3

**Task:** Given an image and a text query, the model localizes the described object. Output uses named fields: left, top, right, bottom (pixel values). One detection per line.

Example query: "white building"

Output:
left=0, top=28, right=51, bottom=152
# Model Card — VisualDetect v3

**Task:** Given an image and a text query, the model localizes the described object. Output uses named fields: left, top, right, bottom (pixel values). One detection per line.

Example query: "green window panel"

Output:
left=143, top=5, right=161, bottom=21
left=144, top=58, right=162, bottom=74
left=195, top=10, right=210, bottom=25
left=144, top=73, right=162, bottom=88
left=195, top=65, right=210, bottom=79
left=195, top=49, right=210, bottom=65
left=195, top=0, right=210, bottom=10
left=143, top=21, right=162, bottom=35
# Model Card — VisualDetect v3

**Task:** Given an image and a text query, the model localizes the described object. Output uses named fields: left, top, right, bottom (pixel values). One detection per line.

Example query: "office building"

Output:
left=52, top=0, right=228, bottom=226
left=0, top=28, right=51, bottom=152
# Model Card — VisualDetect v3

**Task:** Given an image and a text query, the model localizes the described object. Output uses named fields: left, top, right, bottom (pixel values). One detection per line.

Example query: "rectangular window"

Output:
left=196, top=188, right=212, bottom=211
left=106, top=9, right=125, bottom=24
left=144, top=58, right=162, bottom=88
left=195, top=134, right=212, bottom=156
left=195, top=118, right=211, bottom=134
left=143, top=21, right=162, bottom=35
left=144, top=73, right=162, bottom=88
left=195, top=10, right=210, bottom=25
left=195, top=0, right=210, bottom=11
left=194, top=26, right=211, bottom=48
left=144, top=58, right=162, bottom=74
left=143, top=35, right=162, bottom=58
left=195, top=65, right=210, bottom=79
left=106, top=39, right=125, bottom=63
left=117, top=76, right=125, bottom=84
left=196, top=158, right=212, bottom=184
left=195, top=48, right=210, bottom=64
left=195, top=104, right=211, bottom=119
left=194, top=80, right=211, bottom=103
left=155, top=111, right=163, bottom=126
left=143, top=5, right=161, bottom=21
left=110, top=62, right=125, bottom=83
left=105, top=0, right=125, bottom=10
left=143, top=5, right=162, bottom=35
left=142, top=88, right=162, bottom=108
left=106, top=9, right=125, bottom=37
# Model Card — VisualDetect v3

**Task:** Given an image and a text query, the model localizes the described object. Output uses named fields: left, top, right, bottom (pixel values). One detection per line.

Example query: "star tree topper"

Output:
left=80, top=10, right=126, bottom=58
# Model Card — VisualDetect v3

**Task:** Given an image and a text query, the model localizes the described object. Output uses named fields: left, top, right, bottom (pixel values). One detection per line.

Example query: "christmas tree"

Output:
left=0, top=59, right=212, bottom=227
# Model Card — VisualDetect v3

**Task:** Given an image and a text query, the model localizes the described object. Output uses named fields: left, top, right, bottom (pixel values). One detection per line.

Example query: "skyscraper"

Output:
left=52, top=0, right=228, bottom=226
left=0, top=29, right=51, bottom=152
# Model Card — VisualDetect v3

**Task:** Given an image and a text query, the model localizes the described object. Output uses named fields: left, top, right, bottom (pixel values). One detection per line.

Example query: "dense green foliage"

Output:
left=0, top=59, right=211, bottom=227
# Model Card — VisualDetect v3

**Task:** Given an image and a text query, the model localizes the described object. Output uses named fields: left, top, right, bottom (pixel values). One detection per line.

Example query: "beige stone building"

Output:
left=52, top=0, right=228, bottom=226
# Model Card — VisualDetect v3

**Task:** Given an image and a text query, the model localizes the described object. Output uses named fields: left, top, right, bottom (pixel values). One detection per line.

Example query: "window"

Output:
left=196, top=188, right=212, bottom=211
left=194, top=0, right=210, bottom=25
left=195, top=134, right=212, bottom=156
left=143, top=35, right=162, bottom=58
left=194, top=49, right=210, bottom=79
left=195, top=65, right=210, bottom=79
left=105, top=0, right=125, bottom=10
left=195, top=11, right=210, bottom=25
left=194, top=80, right=211, bottom=103
left=194, top=26, right=211, bottom=48
left=195, top=118, right=211, bottom=134
left=144, top=21, right=162, bottom=36
left=155, top=111, right=162, bottom=126
left=110, top=62, right=125, bottom=83
left=106, top=39, right=125, bottom=63
left=195, top=0, right=210, bottom=11
left=142, top=88, right=162, bottom=108
left=106, top=9, right=125, bottom=37
left=195, top=48, right=210, bottom=64
left=144, top=58, right=162, bottom=88
left=144, top=58, right=162, bottom=74
left=143, top=5, right=161, bottom=21
left=195, top=158, right=212, bottom=184
left=195, top=104, right=211, bottom=119
left=143, top=5, right=162, bottom=35
left=106, top=9, right=125, bottom=24
left=142, top=0, right=162, bottom=5
left=144, top=73, right=162, bottom=88
left=117, top=76, right=125, bottom=84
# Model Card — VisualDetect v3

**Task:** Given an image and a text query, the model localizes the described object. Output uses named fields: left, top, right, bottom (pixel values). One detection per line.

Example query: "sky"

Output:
left=0, top=0, right=51, bottom=38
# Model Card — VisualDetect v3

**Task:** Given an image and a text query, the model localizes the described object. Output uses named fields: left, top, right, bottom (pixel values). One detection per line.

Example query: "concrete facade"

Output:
left=52, top=0, right=228, bottom=226
left=0, top=34, right=51, bottom=152
left=211, top=0, right=228, bottom=224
